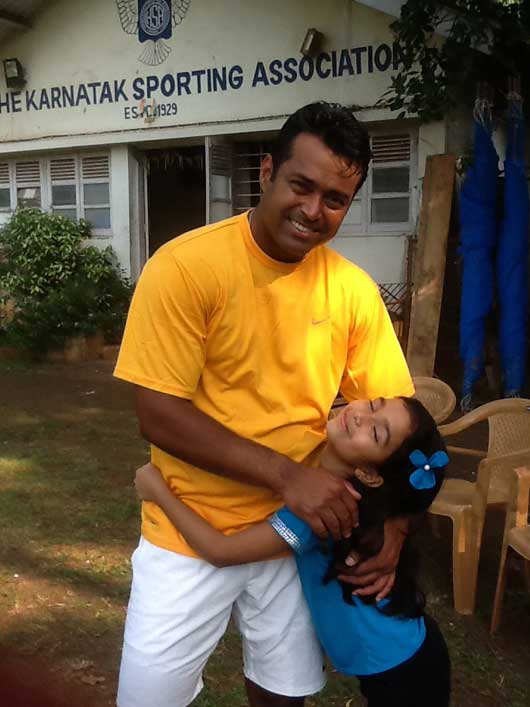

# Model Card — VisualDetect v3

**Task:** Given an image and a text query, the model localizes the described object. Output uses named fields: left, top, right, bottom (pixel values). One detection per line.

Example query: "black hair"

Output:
left=323, top=397, right=448, bottom=618
left=270, top=101, right=372, bottom=190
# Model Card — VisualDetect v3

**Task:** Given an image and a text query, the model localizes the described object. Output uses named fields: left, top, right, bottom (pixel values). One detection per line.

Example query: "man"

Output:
left=115, top=102, right=414, bottom=707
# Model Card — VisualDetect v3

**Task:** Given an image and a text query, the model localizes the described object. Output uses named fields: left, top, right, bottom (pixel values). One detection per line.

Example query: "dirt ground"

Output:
left=1, top=360, right=529, bottom=706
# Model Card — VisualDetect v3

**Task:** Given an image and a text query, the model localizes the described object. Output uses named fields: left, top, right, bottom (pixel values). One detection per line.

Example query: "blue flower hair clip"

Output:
left=408, top=450, right=449, bottom=490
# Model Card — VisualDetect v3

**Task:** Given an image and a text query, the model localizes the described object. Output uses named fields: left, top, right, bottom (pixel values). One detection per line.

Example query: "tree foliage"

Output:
left=382, top=0, right=530, bottom=121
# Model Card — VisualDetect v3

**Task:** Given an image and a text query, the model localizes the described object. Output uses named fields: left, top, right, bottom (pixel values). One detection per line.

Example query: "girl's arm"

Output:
left=135, top=463, right=290, bottom=567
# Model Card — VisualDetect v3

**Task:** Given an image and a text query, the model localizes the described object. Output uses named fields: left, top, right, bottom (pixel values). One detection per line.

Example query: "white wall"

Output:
left=330, top=234, right=410, bottom=282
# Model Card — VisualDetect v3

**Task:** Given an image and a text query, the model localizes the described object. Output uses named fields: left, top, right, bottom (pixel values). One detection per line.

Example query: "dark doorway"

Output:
left=147, top=145, right=206, bottom=256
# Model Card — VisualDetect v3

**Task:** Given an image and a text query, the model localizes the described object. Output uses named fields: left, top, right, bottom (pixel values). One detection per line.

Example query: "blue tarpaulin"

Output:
left=459, top=115, right=499, bottom=405
left=496, top=100, right=529, bottom=396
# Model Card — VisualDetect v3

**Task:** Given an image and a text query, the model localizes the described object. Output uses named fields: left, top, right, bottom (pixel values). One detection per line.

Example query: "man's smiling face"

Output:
left=253, top=132, right=364, bottom=263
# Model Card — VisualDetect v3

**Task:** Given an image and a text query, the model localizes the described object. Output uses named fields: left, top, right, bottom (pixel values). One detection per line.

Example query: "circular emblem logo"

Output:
left=140, top=0, right=171, bottom=37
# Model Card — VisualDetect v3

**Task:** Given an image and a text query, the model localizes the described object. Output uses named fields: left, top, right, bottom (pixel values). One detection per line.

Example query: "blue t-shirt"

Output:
left=270, top=507, right=426, bottom=676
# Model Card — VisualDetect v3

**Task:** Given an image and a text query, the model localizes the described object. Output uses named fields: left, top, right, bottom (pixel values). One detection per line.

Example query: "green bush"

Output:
left=0, top=208, right=132, bottom=356
left=0, top=207, right=89, bottom=298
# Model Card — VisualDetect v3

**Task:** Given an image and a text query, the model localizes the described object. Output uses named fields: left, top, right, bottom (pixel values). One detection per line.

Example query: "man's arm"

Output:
left=136, top=386, right=360, bottom=540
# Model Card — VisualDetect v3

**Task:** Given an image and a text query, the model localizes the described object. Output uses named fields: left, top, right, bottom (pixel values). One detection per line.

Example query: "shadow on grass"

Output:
left=0, top=542, right=132, bottom=601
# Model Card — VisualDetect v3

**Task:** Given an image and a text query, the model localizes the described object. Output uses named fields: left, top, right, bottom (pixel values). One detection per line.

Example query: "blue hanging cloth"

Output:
left=496, top=97, right=529, bottom=396
left=459, top=108, right=499, bottom=407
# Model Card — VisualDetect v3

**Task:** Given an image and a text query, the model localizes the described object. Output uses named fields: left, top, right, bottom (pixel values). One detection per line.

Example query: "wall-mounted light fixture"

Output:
left=300, top=28, right=323, bottom=58
left=3, top=58, right=26, bottom=89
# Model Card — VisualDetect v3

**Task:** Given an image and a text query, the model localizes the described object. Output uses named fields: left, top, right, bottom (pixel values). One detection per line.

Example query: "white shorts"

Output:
left=117, top=537, right=326, bottom=707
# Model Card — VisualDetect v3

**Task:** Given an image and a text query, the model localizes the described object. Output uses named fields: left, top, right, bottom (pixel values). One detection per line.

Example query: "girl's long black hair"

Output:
left=323, top=397, right=448, bottom=618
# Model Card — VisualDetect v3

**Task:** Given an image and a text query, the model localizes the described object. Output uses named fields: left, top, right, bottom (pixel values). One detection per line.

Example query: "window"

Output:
left=81, top=155, right=111, bottom=230
left=0, top=152, right=112, bottom=235
left=336, top=131, right=415, bottom=237
left=49, top=154, right=111, bottom=232
left=15, top=160, right=42, bottom=208
left=370, top=135, right=411, bottom=225
left=50, top=157, right=78, bottom=221
left=0, top=163, right=10, bottom=209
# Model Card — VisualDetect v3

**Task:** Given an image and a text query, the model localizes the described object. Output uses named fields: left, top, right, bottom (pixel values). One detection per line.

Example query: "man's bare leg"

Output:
left=245, top=678, right=305, bottom=707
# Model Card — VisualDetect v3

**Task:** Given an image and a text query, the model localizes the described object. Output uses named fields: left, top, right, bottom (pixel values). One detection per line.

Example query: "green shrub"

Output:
left=0, top=208, right=132, bottom=356
left=0, top=208, right=89, bottom=298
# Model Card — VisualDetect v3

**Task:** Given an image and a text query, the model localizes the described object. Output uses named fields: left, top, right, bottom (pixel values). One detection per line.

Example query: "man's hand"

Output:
left=337, top=516, right=409, bottom=601
left=279, top=462, right=361, bottom=540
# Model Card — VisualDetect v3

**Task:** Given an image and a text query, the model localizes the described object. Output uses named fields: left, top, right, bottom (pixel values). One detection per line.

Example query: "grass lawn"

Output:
left=0, top=360, right=529, bottom=706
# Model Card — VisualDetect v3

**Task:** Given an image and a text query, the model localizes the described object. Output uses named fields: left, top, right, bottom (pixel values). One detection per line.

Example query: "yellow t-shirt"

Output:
left=115, top=212, right=414, bottom=556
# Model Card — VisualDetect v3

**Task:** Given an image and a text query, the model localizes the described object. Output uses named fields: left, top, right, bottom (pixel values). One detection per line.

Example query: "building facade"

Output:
left=0, top=0, right=449, bottom=293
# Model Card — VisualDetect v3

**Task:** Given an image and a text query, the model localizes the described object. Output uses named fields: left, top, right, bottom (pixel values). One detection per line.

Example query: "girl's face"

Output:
left=326, top=398, right=413, bottom=467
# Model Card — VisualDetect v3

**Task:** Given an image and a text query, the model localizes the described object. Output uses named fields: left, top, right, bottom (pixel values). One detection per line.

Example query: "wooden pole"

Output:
left=406, top=154, right=456, bottom=376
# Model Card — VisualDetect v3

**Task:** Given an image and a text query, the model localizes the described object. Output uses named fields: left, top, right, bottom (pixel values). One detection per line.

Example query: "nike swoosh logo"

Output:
left=312, top=317, right=330, bottom=325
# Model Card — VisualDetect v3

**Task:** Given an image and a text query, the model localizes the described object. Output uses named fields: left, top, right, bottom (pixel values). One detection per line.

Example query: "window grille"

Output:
left=210, top=143, right=232, bottom=177
left=15, top=160, right=40, bottom=184
left=233, top=142, right=272, bottom=214
left=15, top=160, right=41, bottom=208
left=371, top=135, right=411, bottom=163
left=0, top=163, right=10, bottom=209
left=50, top=157, right=76, bottom=182
left=82, top=155, right=110, bottom=180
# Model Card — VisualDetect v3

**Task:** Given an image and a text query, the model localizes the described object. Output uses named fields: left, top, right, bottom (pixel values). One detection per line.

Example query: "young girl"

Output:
left=135, top=396, right=451, bottom=706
